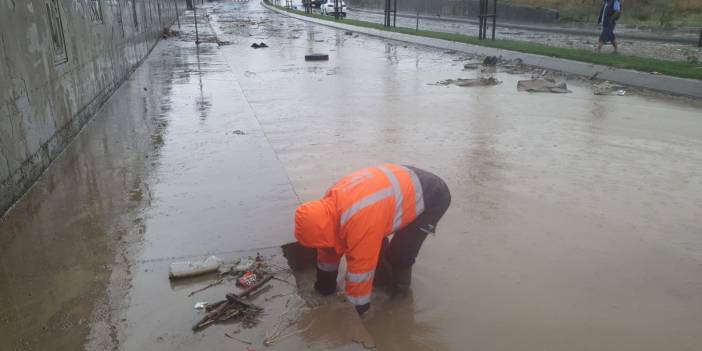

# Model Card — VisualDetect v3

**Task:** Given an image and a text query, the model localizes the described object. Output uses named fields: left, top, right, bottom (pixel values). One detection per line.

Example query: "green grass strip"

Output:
left=265, top=1, right=702, bottom=80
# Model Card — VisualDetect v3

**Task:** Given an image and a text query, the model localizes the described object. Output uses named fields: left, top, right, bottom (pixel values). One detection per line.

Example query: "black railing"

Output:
left=478, top=0, right=497, bottom=40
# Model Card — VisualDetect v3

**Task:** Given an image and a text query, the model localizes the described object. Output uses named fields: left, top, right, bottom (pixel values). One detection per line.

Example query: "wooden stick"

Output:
left=193, top=300, right=229, bottom=331
left=248, top=284, right=273, bottom=300
left=225, top=333, right=252, bottom=345
left=192, top=274, right=274, bottom=331
left=226, top=293, right=263, bottom=311
left=188, top=277, right=225, bottom=297
left=238, top=274, right=274, bottom=298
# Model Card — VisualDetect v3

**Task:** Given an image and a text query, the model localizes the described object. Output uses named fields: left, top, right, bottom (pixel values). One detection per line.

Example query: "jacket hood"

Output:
left=294, top=199, right=337, bottom=249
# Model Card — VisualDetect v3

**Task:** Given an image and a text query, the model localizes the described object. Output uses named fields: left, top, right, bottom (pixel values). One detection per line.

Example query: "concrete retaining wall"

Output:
left=0, top=0, right=187, bottom=215
left=348, top=0, right=560, bottom=23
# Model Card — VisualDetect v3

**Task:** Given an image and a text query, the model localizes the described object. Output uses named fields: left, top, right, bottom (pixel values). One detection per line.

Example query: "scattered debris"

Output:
left=194, top=302, right=209, bottom=310
left=231, top=129, right=246, bottom=135
left=593, top=81, right=626, bottom=95
left=192, top=266, right=274, bottom=331
left=444, top=50, right=457, bottom=55
left=169, top=256, right=222, bottom=280
left=305, top=53, right=329, bottom=61
left=259, top=42, right=268, bottom=48
left=501, top=58, right=527, bottom=74
left=238, top=272, right=258, bottom=288
left=616, top=89, right=627, bottom=96
left=225, top=333, right=253, bottom=345
left=434, top=77, right=502, bottom=87
left=483, top=56, right=499, bottom=66
left=218, top=258, right=242, bottom=274
left=517, top=78, right=572, bottom=93
left=236, top=258, right=255, bottom=271
left=463, top=62, right=480, bottom=70
left=188, top=277, right=226, bottom=297
left=248, top=284, right=274, bottom=299
left=344, top=31, right=353, bottom=35
left=263, top=306, right=314, bottom=347
left=161, top=28, right=180, bottom=38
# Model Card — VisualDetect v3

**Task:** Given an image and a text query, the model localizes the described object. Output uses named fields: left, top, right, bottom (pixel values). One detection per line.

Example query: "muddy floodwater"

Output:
left=1, top=1, right=702, bottom=351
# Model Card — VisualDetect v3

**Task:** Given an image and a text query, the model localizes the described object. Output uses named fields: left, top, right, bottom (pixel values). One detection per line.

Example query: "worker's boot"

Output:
left=390, top=265, right=412, bottom=296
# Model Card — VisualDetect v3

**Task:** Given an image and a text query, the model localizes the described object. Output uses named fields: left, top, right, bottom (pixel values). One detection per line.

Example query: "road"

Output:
left=342, top=8, right=702, bottom=62
left=1, top=1, right=702, bottom=350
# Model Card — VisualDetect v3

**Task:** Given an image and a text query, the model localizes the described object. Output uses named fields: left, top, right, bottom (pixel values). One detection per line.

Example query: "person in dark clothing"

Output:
left=597, top=0, right=622, bottom=53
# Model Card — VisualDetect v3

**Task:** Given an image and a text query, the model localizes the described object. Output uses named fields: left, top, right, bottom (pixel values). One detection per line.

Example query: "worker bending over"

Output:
left=294, top=163, right=451, bottom=314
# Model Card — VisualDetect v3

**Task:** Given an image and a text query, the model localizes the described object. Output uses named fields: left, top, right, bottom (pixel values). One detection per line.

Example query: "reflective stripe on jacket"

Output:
left=295, top=163, right=425, bottom=305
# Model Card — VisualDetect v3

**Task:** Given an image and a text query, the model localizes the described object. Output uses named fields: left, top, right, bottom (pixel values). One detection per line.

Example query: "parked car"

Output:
left=319, top=0, right=347, bottom=16
left=301, top=0, right=324, bottom=8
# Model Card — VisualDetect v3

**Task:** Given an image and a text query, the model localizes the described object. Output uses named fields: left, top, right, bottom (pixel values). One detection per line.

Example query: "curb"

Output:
left=263, top=3, right=702, bottom=99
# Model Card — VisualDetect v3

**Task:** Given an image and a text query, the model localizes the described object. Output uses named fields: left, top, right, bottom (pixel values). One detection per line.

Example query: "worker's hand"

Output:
left=355, top=303, right=370, bottom=316
left=314, top=268, right=337, bottom=296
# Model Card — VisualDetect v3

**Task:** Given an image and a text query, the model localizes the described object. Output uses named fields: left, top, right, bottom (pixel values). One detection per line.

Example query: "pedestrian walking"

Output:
left=597, top=0, right=622, bottom=53
left=294, top=164, right=451, bottom=315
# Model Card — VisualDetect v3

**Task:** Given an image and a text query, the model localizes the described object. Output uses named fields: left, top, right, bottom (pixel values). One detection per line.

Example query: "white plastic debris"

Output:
left=616, top=90, right=626, bottom=96
left=169, top=255, right=223, bottom=279
left=194, top=302, right=208, bottom=310
left=236, top=258, right=255, bottom=272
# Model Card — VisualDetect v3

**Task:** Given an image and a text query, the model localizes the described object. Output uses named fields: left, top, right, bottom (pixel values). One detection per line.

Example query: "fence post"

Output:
left=194, top=4, right=199, bottom=44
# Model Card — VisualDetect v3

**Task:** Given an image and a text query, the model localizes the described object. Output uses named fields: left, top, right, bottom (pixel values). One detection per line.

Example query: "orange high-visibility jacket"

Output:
left=294, top=163, right=425, bottom=306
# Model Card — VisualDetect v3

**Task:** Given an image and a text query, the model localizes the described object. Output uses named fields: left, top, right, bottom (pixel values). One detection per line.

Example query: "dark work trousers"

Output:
left=385, top=166, right=451, bottom=269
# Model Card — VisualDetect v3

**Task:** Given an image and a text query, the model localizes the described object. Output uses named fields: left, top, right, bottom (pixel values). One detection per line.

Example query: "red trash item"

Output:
left=238, top=272, right=257, bottom=288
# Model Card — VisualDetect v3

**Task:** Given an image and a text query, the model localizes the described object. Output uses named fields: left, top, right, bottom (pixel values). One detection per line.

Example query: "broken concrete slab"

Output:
left=434, top=77, right=502, bottom=87
left=593, top=81, right=627, bottom=95
left=517, top=78, right=572, bottom=93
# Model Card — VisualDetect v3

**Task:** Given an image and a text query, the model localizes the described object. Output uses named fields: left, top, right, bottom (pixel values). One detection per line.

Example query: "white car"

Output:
left=319, top=0, right=347, bottom=17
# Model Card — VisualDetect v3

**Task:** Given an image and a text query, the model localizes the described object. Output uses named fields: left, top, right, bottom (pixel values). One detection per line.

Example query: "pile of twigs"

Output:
left=192, top=274, right=274, bottom=331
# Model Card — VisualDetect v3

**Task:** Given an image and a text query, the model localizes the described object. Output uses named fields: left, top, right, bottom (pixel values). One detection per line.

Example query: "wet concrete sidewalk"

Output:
left=0, top=7, right=303, bottom=351
left=2, top=1, right=702, bottom=351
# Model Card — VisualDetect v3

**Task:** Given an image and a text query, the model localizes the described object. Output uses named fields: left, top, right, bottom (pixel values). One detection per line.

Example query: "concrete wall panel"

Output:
left=0, top=0, right=187, bottom=215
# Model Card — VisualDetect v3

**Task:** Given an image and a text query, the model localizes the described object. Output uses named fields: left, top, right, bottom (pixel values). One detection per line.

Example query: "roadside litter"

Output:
left=517, top=78, right=572, bottom=93
left=169, top=256, right=223, bottom=279
left=191, top=255, right=274, bottom=331
left=251, top=42, right=268, bottom=49
left=483, top=56, right=499, bottom=66
left=463, top=62, right=480, bottom=70
left=433, top=77, right=502, bottom=87
left=501, top=58, right=528, bottom=74
left=593, top=81, right=627, bottom=95
left=161, top=28, right=180, bottom=38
